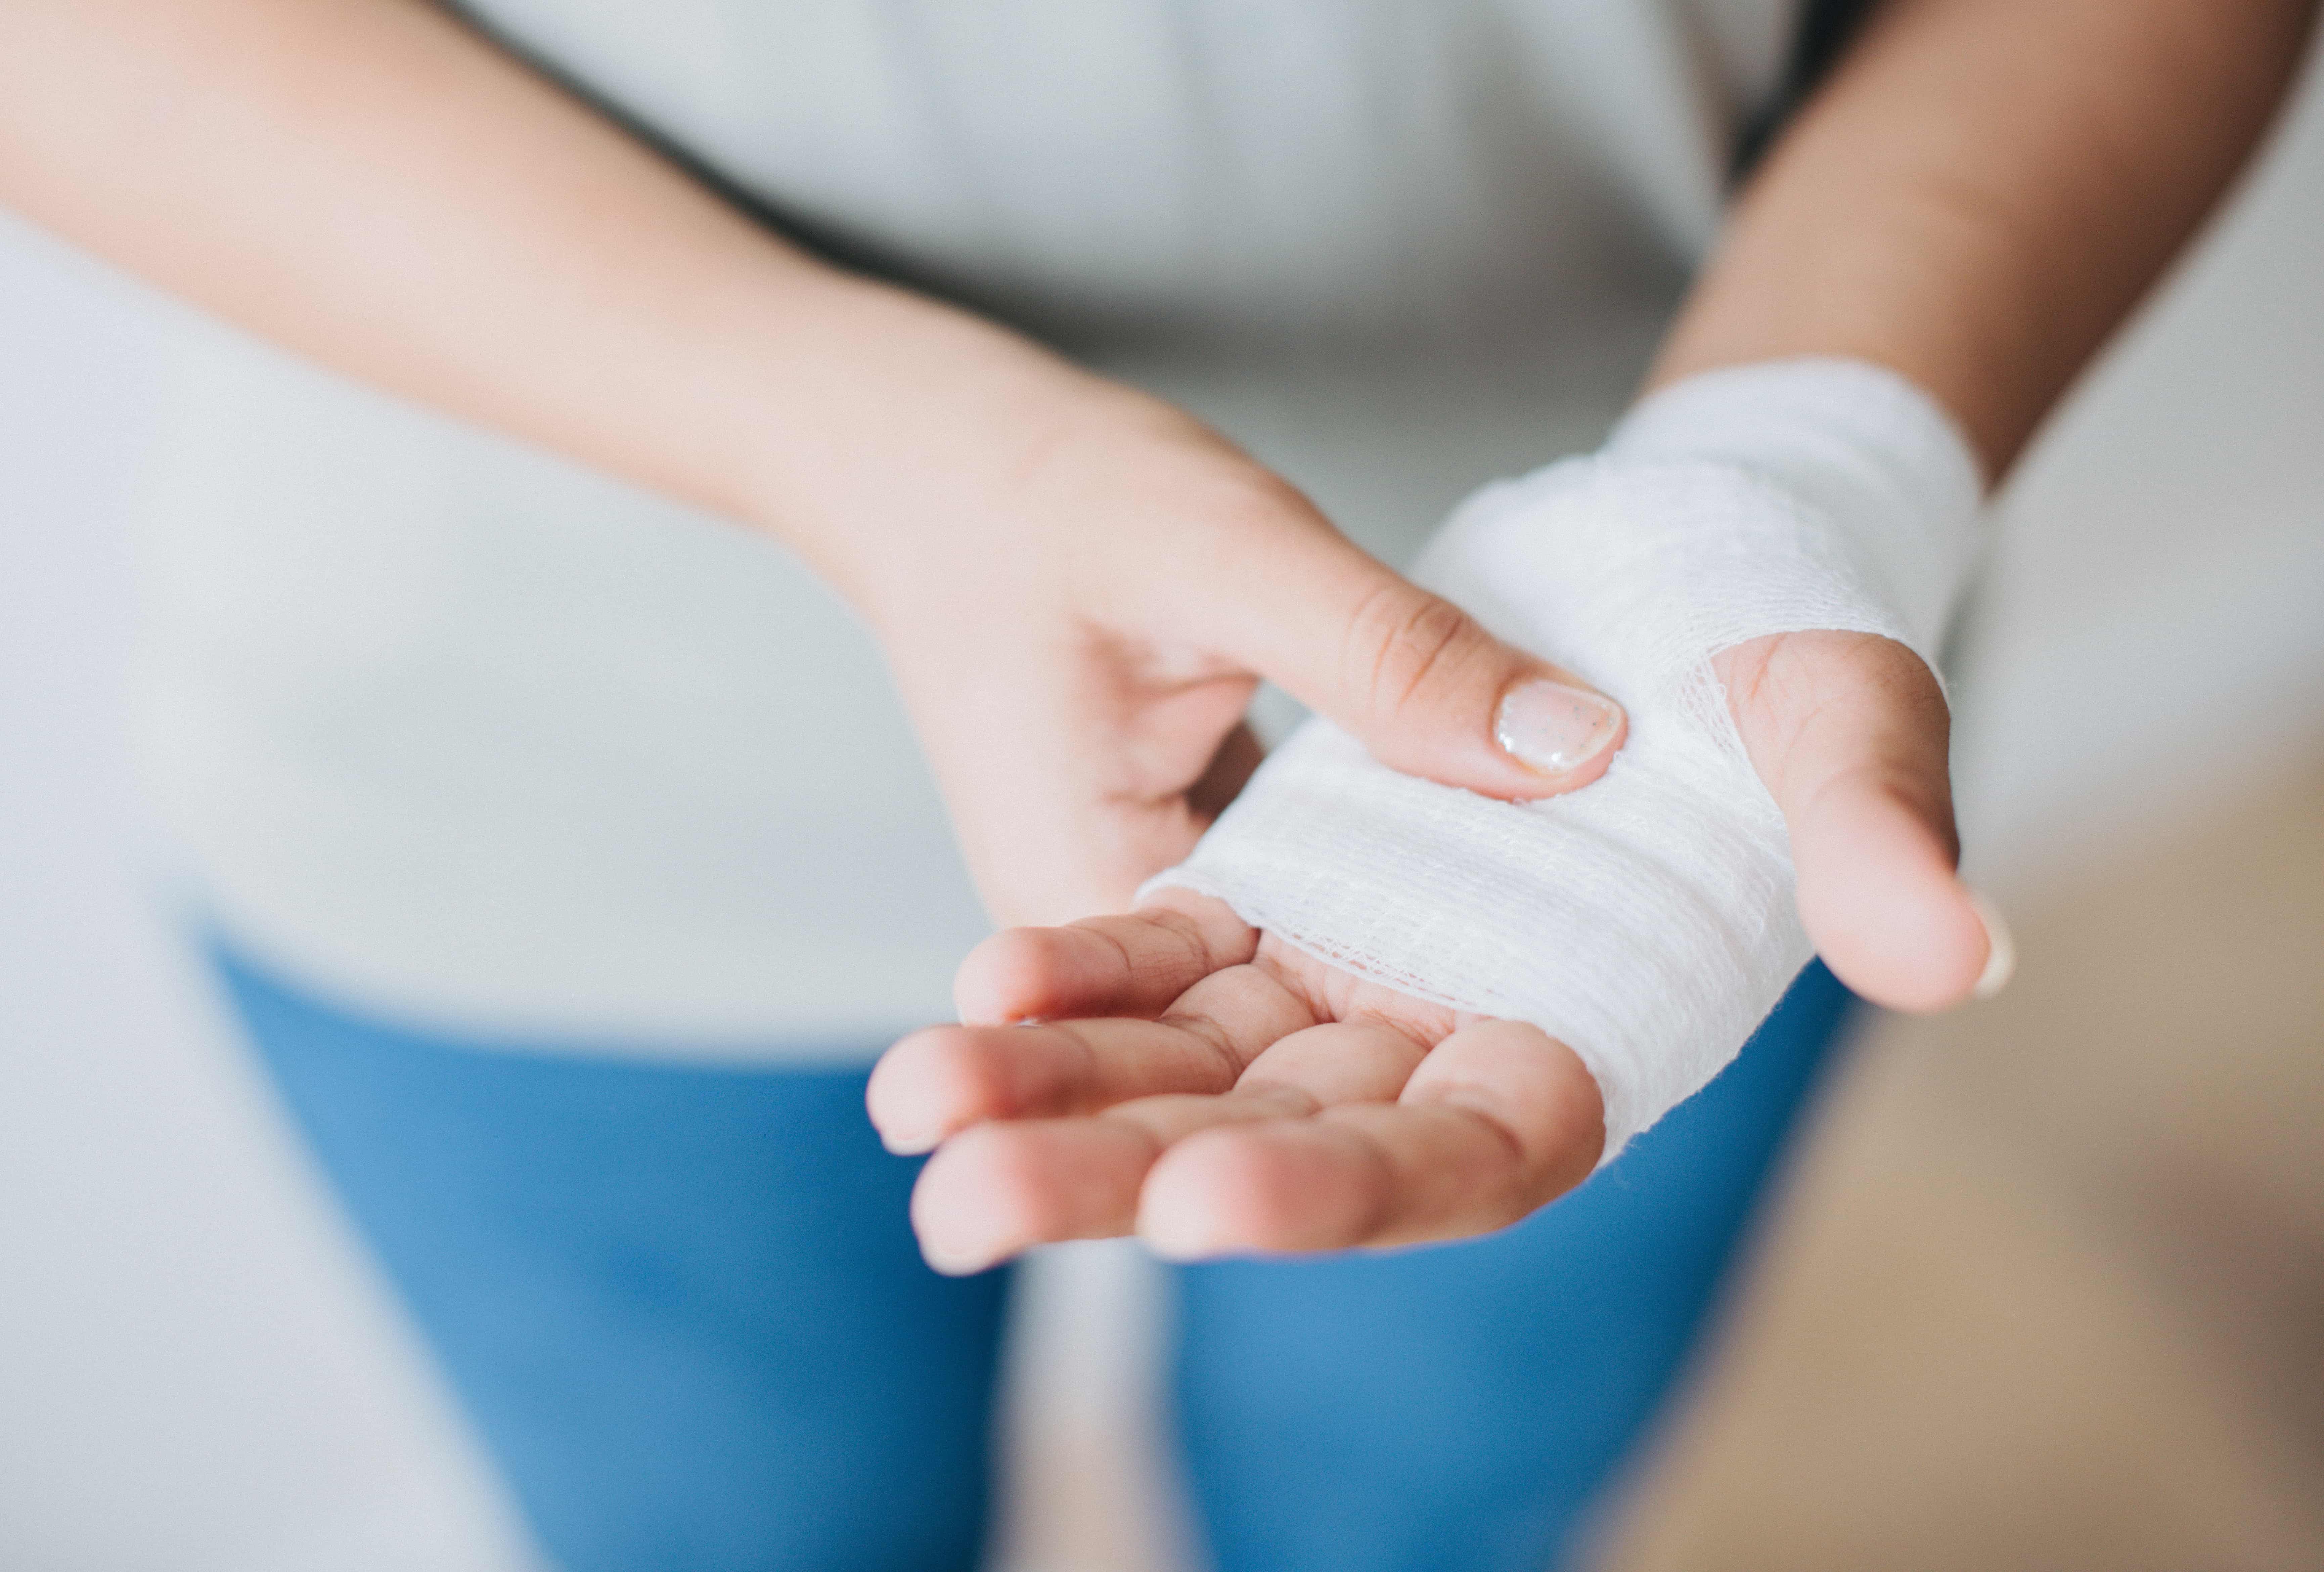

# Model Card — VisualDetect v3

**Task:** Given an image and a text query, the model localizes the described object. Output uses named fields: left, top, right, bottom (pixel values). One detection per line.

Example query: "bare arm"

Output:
left=1661, top=0, right=2319, bottom=1010
left=0, top=0, right=907, bottom=537
left=1659, top=0, right=2319, bottom=477
left=0, top=0, right=1610, bottom=925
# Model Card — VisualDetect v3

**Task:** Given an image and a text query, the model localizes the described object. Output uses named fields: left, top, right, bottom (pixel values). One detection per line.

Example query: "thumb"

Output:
left=1723, top=629, right=2013, bottom=1012
left=1218, top=529, right=1625, bottom=799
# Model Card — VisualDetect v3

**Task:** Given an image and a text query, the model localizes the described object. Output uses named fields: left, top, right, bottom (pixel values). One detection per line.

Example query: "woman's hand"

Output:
left=0, top=0, right=1624, bottom=938
left=871, top=887, right=1605, bottom=1274
left=782, top=300, right=1627, bottom=926
left=870, top=626, right=1998, bottom=1271
left=865, top=0, right=2318, bottom=1267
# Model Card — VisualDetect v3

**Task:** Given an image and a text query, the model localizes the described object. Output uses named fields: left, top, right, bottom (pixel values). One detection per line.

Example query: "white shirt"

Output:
left=134, top=0, right=1799, bottom=1055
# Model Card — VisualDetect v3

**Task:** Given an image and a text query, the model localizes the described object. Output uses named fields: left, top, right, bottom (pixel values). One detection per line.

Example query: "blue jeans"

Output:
left=215, top=944, right=1853, bottom=1572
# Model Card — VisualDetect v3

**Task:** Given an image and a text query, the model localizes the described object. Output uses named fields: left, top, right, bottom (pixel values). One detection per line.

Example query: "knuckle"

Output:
left=1155, top=1008, right=1248, bottom=1083
left=1131, top=906, right=1218, bottom=977
left=1339, top=584, right=1482, bottom=724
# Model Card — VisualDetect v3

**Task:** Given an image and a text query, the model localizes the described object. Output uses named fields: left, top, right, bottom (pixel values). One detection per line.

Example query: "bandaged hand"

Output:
left=873, top=360, right=2011, bottom=1271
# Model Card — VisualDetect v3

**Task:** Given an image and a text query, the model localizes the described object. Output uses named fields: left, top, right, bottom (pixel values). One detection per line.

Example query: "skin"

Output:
left=872, top=0, right=2320, bottom=1270
left=0, top=0, right=1620, bottom=927
left=2, top=0, right=2312, bottom=1267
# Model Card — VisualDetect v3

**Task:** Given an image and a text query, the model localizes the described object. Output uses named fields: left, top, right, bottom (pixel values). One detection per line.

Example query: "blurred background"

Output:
left=3, top=38, right=2320, bottom=1572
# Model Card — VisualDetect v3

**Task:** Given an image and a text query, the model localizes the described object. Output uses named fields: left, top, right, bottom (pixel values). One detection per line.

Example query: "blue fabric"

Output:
left=1173, top=962, right=1855, bottom=1572
left=213, top=943, right=1850, bottom=1572
left=214, top=946, right=1011, bottom=1572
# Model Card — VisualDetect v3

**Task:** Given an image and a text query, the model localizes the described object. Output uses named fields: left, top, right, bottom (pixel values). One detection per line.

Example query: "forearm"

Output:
left=0, top=0, right=1077, bottom=580
left=1653, top=0, right=2317, bottom=479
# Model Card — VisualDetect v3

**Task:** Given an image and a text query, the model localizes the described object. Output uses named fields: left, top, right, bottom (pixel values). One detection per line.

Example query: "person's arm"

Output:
left=3, top=0, right=879, bottom=537
left=1659, top=0, right=2318, bottom=475
left=881, top=0, right=2320, bottom=1269
left=1666, top=0, right=2318, bottom=1011
left=0, top=0, right=1614, bottom=926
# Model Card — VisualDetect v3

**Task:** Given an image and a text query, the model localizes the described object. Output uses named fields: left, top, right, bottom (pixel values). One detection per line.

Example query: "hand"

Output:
left=869, top=627, right=2001, bottom=1271
left=776, top=298, right=1626, bottom=926
left=871, top=886, right=1605, bottom=1273
left=0, top=0, right=1621, bottom=940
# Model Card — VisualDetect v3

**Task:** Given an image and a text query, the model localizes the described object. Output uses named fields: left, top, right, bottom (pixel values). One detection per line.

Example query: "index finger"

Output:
left=869, top=960, right=1311, bottom=1154
left=953, top=889, right=1257, bottom=1025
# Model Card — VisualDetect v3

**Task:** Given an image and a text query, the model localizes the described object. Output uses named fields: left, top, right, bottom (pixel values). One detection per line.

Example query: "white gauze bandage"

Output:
left=1145, top=359, right=1986, bottom=1162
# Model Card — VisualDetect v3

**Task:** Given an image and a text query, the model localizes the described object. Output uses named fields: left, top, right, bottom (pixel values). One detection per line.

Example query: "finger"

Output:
left=1174, top=517, right=1625, bottom=800
left=1137, top=1019, right=1603, bottom=1258
left=867, top=961, right=1311, bottom=1154
left=1723, top=630, right=2008, bottom=1012
left=953, top=890, right=1257, bottom=1027
left=908, top=1085, right=1311, bottom=1274
left=908, top=1015, right=1430, bottom=1272
left=1235, top=1016, right=1435, bottom=1106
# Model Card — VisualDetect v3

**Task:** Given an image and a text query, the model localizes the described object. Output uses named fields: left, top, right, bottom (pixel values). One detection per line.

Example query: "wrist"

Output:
left=726, top=275, right=1289, bottom=644
left=1608, top=357, right=1987, bottom=657
left=716, top=273, right=1100, bottom=593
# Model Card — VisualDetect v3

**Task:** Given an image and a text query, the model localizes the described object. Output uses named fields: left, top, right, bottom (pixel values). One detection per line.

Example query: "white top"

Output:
left=132, top=0, right=1799, bottom=1056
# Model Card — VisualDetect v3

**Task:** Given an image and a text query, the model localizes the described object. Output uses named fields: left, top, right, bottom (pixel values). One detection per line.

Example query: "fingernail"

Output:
left=1968, top=889, right=2015, bottom=1000
left=1495, top=680, right=1623, bottom=775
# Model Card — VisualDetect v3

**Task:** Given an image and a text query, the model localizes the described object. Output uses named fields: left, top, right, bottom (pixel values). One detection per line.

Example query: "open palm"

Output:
left=869, top=891, right=1603, bottom=1274
left=870, top=629, right=2001, bottom=1274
